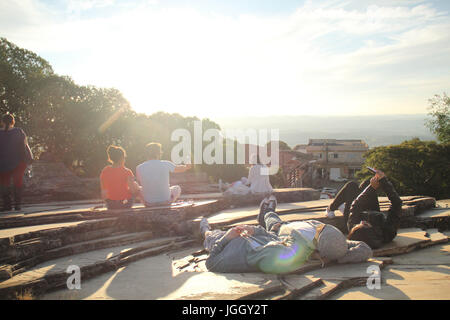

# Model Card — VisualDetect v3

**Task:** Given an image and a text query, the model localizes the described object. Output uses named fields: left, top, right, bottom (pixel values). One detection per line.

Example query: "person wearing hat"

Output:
left=199, top=202, right=314, bottom=274
left=258, top=196, right=373, bottom=265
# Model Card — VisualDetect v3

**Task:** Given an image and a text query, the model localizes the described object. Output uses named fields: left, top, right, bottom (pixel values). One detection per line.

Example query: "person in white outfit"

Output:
left=246, top=154, right=273, bottom=194
left=136, top=142, right=191, bottom=206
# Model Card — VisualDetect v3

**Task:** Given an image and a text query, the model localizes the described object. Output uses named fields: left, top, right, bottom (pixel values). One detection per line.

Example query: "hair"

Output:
left=2, top=113, right=14, bottom=132
left=145, top=142, right=162, bottom=159
left=347, top=224, right=378, bottom=249
left=107, top=145, right=126, bottom=164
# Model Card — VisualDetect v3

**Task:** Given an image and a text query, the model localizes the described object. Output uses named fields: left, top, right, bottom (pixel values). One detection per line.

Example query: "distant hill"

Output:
left=213, top=114, right=436, bottom=148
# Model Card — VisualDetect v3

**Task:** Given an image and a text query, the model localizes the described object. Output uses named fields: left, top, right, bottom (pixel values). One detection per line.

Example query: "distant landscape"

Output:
left=214, top=114, right=436, bottom=148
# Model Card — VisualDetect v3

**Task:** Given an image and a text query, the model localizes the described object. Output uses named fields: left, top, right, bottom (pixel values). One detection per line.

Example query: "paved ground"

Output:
left=336, top=242, right=450, bottom=300
left=38, top=238, right=450, bottom=300
left=1, top=196, right=447, bottom=300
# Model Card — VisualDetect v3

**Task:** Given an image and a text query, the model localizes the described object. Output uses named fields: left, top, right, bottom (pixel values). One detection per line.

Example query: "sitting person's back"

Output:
left=137, top=158, right=175, bottom=204
left=100, top=145, right=139, bottom=209
left=136, top=142, right=191, bottom=206
left=247, top=156, right=273, bottom=194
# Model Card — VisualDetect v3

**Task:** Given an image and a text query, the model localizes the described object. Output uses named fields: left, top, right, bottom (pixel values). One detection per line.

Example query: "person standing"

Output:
left=0, top=113, right=33, bottom=211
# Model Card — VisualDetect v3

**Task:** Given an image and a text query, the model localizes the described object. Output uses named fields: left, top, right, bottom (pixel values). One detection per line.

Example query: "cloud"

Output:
left=0, top=0, right=449, bottom=117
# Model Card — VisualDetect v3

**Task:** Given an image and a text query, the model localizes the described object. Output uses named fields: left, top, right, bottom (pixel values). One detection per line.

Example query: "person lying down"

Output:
left=199, top=195, right=372, bottom=274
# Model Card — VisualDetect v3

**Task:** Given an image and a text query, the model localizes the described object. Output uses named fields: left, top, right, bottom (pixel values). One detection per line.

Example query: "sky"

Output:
left=1, top=0, right=450, bottom=118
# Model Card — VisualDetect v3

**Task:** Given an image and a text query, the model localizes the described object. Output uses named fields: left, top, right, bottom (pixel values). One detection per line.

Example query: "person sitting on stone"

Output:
left=325, top=178, right=380, bottom=232
left=246, top=154, right=273, bottom=195
left=258, top=196, right=373, bottom=265
left=199, top=201, right=314, bottom=274
left=136, top=142, right=191, bottom=207
left=347, top=170, right=402, bottom=249
left=100, top=145, right=140, bottom=210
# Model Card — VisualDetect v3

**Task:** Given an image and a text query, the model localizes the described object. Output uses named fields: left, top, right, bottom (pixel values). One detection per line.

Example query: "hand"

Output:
left=375, top=170, right=385, bottom=180
left=225, top=226, right=244, bottom=240
left=240, top=225, right=255, bottom=236
left=271, top=223, right=281, bottom=232
left=370, top=176, right=380, bottom=190
left=360, top=220, right=372, bottom=228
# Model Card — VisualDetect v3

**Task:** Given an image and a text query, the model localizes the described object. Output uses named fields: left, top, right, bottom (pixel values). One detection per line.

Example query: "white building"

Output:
left=294, top=139, right=369, bottom=181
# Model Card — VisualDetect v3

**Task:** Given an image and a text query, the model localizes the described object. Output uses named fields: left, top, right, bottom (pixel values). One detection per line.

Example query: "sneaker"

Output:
left=259, top=197, right=269, bottom=215
left=326, top=207, right=335, bottom=218
left=257, top=197, right=270, bottom=228
left=199, top=217, right=210, bottom=237
left=267, top=195, right=277, bottom=213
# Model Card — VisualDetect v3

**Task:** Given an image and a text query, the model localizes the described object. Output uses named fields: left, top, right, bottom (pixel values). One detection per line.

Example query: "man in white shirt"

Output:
left=258, top=196, right=373, bottom=265
left=136, top=142, right=191, bottom=206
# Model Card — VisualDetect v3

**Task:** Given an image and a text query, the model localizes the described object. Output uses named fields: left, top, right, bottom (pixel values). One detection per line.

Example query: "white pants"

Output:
left=143, top=185, right=182, bottom=207
left=169, top=185, right=181, bottom=202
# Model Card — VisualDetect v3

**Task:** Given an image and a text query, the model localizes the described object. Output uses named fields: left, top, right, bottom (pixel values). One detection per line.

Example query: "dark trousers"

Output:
left=0, top=162, right=27, bottom=187
left=329, top=179, right=379, bottom=229
left=105, top=198, right=133, bottom=210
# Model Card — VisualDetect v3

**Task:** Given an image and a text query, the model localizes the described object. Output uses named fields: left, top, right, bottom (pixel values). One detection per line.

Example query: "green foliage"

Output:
left=269, top=167, right=286, bottom=189
left=267, top=140, right=291, bottom=151
left=426, top=93, right=450, bottom=143
left=356, top=139, right=450, bottom=199
left=1, top=37, right=245, bottom=180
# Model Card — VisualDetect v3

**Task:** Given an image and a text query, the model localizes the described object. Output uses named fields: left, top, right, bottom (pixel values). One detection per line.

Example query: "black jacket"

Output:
left=348, top=177, right=402, bottom=248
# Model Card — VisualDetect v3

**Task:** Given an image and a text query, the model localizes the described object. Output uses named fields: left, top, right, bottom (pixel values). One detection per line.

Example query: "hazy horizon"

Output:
left=213, top=113, right=436, bottom=148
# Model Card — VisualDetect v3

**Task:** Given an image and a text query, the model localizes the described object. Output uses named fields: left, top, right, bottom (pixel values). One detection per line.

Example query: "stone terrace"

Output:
left=0, top=189, right=448, bottom=300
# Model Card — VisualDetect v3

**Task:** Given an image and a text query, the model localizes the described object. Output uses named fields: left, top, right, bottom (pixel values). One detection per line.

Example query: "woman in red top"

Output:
left=100, top=145, right=140, bottom=209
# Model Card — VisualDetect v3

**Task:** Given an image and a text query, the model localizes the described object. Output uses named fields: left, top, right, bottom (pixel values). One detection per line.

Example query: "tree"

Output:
left=0, top=37, right=251, bottom=183
left=426, top=93, right=450, bottom=143
left=356, top=139, right=450, bottom=199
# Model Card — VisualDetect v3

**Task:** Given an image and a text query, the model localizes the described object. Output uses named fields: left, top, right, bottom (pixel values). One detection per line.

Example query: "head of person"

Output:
left=250, top=153, right=262, bottom=166
left=107, top=145, right=126, bottom=166
left=347, top=220, right=380, bottom=249
left=2, top=113, right=15, bottom=131
left=146, top=142, right=162, bottom=160
left=317, top=225, right=348, bottom=261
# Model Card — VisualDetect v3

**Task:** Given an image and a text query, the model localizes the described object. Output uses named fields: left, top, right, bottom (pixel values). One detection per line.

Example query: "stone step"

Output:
left=0, top=236, right=196, bottom=299
left=0, top=231, right=157, bottom=281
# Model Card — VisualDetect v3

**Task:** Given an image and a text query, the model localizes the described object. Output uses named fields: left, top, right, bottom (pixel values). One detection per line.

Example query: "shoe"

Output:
left=267, top=195, right=277, bottom=213
left=259, top=197, right=269, bottom=215
left=325, top=207, right=335, bottom=218
left=199, top=217, right=210, bottom=237
left=257, top=197, right=270, bottom=228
